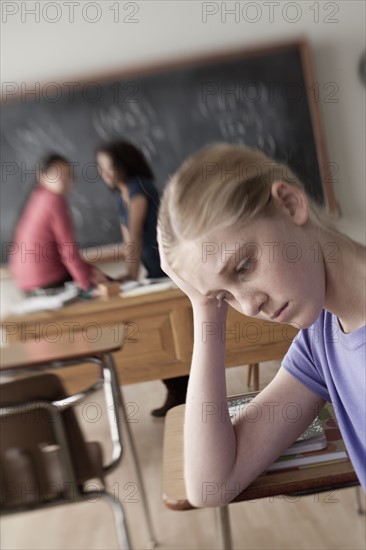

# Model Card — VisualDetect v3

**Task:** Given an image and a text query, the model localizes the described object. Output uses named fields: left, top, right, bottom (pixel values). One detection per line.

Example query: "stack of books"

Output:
left=228, top=396, right=348, bottom=472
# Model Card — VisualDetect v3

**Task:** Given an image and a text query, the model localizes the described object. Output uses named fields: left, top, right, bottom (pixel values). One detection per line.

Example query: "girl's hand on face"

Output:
left=157, top=227, right=226, bottom=312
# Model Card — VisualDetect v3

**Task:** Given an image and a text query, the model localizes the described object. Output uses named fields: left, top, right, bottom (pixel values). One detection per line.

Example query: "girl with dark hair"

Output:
left=10, top=154, right=107, bottom=296
left=96, top=141, right=188, bottom=417
left=96, top=141, right=163, bottom=282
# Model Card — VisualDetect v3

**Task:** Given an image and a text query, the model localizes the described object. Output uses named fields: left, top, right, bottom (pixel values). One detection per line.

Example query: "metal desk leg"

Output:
left=355, top=486, right=365, bottom=514
left=216, top=506, right=233, bottom=550
left=104, top=354, right=158, bottom=548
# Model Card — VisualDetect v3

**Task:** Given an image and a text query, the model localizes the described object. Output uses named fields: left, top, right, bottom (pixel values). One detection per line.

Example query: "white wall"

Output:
left=2, top=0, right=366, bottom=243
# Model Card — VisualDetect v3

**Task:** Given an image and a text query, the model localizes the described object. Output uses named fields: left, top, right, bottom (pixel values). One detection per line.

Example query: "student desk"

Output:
left=162, top=398, right=359, bottom=549
left=0, top=327, right=121, bottom=372
left=1, top=288, right=299, bottom=391
left=0, top=328, right=157, bottom=546
left=0, top=328, right=126, bottom=481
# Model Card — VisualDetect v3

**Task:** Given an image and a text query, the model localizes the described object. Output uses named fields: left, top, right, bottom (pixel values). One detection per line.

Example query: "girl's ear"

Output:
left=271, top=181, right=309, bottom=225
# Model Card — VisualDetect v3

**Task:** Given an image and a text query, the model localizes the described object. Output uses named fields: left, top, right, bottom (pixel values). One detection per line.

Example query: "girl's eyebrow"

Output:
left=217, top=241, right=247, bottom=275
left=203, top=260, right=243, bottom=296
left=218, top=258, right=233, bottom=276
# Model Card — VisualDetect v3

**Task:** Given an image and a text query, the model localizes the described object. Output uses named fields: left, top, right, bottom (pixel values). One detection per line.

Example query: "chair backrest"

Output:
left=0, top=373, right=103, bottom=509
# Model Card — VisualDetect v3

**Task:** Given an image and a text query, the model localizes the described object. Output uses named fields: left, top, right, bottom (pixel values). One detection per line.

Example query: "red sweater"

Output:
left=10, top=186, right=93, bottom=291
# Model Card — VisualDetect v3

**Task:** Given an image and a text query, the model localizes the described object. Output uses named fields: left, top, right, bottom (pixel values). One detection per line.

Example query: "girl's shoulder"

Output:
left=303, top=309, right=365, bottom=351
left=128, top=177, right=159, bottom=200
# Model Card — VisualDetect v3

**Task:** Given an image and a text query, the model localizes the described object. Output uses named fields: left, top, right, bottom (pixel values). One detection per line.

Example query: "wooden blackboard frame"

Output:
left=0, top=38, right=339, bottom=267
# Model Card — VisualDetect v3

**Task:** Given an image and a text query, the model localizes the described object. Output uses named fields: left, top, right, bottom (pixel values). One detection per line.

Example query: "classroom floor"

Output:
left=1, top=361, right=365, bottom=550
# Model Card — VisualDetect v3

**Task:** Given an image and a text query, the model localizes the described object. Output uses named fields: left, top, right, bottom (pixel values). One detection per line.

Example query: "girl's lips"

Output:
left=272, top=302, right=289, bottom=322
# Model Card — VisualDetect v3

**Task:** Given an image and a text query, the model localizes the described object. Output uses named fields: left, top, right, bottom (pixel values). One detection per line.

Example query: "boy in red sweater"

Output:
left=10, top=154, right=106, bottom=296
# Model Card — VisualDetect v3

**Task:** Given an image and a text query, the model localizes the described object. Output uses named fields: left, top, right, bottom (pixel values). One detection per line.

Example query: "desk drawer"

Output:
left=225, top=309, right=298, bottom=365
left=115, top=302, right=193, bottom=382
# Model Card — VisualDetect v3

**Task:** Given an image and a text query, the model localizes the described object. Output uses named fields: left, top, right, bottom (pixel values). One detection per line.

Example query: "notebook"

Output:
left=228, top=396, right=348, bottom=471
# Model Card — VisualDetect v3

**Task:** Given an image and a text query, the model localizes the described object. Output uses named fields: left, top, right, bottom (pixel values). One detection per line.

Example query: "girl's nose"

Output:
left=237, top=291, right=268, bottom=318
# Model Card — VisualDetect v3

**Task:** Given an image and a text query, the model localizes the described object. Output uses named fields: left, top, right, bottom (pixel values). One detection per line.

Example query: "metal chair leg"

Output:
left=216, top=506, right=233, bottom=550
left=101, top=362, right=124, bottom=472
left=101, top=491, right=132, bottom=550
left=104, top=354, right=158, bottom=548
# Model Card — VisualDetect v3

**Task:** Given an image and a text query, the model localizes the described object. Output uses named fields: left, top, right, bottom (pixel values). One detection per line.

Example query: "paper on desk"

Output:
left=120, top=278, right=177, bottom=297
left=9, top=284, right=79, bottom=315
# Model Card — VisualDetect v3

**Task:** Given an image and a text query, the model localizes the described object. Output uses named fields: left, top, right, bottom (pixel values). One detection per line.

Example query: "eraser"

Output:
left=98, top=282, right=121, bottom=299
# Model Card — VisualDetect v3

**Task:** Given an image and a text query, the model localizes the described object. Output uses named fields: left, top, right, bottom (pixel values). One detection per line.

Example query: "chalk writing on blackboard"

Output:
left=69, top=205, right=84, bottom=230
left=197, top=82, right=278, bottom=156
left=92, top=100, right=167, bottom=161
left=6, top=120, right=75, bottom=166
left=1, top=41, right=337, bottom=263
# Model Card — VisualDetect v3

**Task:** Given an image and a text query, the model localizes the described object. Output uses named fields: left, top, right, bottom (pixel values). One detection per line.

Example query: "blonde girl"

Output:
left=158, top=143, right=366, bottom=506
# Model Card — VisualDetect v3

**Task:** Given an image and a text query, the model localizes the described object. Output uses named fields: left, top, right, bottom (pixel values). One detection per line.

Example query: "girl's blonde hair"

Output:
left=158, top=143, right=323, bottom=270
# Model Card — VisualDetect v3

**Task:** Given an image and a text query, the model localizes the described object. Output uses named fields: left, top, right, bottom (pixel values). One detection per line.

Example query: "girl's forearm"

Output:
left=126, top=239, right=142, bottom=280
left=184, top=300, right=237, bottom=507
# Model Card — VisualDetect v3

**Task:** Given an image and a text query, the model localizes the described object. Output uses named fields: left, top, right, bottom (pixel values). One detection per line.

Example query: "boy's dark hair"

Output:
left=39, top=153, right=70, bottom=173
left=97, top=141, right=154, bottom=182
left=14, top=153, right=71, bottom=239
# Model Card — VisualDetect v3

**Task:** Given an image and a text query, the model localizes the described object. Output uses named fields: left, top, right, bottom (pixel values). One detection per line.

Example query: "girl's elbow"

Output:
left=186, top=478, right=241, bottom=509
left=186, top=485, right=218, bottom=509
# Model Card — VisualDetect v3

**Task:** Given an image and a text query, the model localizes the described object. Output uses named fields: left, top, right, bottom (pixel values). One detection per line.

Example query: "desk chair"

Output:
left=162, top=396, right=361, bottom=550
left=0, top=331, right=158, bottom=548
left=0, top=372, right=131, bottom=549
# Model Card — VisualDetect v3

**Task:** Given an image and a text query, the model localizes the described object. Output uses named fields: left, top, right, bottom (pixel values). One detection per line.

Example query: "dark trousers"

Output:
left=163, top=375, right=189, bottom=397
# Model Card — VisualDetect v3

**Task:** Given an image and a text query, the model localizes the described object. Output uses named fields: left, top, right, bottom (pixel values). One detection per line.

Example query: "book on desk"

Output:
left=8, top=283, right=80, bottom=315
left=228, top=397, right=348, bottom=472
left=6, top=278, right=177, bottom=317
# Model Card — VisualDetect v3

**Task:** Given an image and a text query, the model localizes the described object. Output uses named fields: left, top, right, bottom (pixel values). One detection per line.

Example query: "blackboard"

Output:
left=0, top=40, right=336, bottom=264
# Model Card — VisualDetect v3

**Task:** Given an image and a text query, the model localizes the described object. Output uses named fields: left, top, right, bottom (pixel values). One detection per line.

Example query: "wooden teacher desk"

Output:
left=1, top=288, right=299, bottom=389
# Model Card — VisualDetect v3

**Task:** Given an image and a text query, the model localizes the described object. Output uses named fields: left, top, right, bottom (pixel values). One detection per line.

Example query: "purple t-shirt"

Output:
left=282, top=309, right=366, bottom=492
